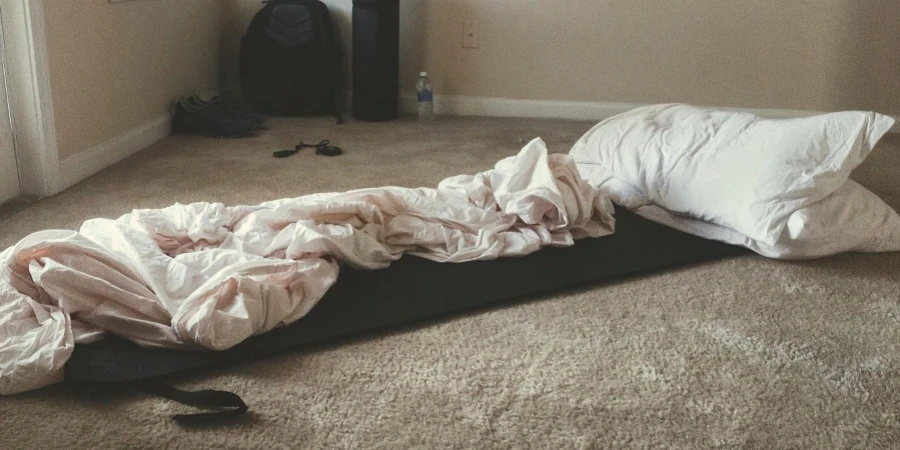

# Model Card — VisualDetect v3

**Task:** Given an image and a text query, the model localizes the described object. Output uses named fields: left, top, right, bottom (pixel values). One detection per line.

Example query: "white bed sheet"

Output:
left=0, top=138, right=615, bottom=395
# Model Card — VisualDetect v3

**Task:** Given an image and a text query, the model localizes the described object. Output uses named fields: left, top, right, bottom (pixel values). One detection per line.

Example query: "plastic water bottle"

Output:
left=416, top=72, right=435, bottom=122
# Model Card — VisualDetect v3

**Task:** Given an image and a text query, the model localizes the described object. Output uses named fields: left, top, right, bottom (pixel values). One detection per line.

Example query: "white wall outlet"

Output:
left=462, top=20, right=480, bottom=49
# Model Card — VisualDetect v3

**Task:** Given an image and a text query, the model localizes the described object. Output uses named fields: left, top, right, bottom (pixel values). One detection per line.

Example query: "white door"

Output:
left=0, top=16, right=19, bottom=205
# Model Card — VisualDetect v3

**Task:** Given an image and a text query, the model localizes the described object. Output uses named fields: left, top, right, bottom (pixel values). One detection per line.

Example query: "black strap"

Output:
left=273, top=140, right=343, bottom=158
left=313, top=140, right=343, bottom=156
left=142, top=382, right=249, bottom=425
left=273, top=148, right=300, bottom=158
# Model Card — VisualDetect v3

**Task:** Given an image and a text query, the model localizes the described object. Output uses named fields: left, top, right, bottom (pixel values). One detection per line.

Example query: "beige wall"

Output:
left=42, top=0, right=223, bottom=159
left=223, top=0, right=900, bottom=116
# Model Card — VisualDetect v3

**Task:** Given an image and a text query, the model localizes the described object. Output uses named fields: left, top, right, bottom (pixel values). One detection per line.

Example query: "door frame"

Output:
left=0, top=14, right=20, bottom=203
left=0, top=0, right=59, bottom=197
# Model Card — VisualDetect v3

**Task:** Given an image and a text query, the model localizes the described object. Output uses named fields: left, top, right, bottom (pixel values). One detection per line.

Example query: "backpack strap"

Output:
left=142, top=382, right=249, bottom=425
left=67, top=378, right=250, bottom=425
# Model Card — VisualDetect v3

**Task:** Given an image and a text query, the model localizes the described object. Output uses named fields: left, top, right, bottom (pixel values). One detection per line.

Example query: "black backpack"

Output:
left=240, top=0, right=342, bottom=120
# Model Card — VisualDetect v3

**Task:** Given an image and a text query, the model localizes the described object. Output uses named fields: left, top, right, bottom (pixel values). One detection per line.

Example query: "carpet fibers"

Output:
left=1, top=116, right=899, bottom=449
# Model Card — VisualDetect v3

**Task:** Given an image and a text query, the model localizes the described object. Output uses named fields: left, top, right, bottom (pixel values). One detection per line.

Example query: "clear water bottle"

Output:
left=416, top=71, right=435, bottom=122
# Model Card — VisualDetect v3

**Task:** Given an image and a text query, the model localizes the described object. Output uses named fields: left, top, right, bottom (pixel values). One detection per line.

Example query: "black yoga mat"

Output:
left=65, top=208, right=748, bottom=384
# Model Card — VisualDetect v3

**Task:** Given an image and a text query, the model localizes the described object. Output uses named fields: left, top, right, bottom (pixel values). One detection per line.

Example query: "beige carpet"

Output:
left=2, top=116, right=900, bottom=449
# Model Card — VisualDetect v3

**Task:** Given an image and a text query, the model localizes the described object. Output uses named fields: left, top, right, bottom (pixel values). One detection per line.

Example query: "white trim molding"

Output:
left=401, top=94, right=900, bottom=133
left=55, top=113, right=172, bottom=193
left=1, top=0, right=60, bottom=197
left=2, top=0, right=214, bottom=197
left=400, top=94, right=642, bottom=122
left=54, top=88, right=220, bottom=192
left=1, top=0, right=180, bottom=197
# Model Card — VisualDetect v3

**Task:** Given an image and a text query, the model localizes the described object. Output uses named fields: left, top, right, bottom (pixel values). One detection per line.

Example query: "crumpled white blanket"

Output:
left=0, top=138, right=614, bottom=395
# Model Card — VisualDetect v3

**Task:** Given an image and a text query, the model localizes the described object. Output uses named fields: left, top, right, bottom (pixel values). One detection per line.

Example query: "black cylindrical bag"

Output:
left=352, top=0, right=400, bottom=121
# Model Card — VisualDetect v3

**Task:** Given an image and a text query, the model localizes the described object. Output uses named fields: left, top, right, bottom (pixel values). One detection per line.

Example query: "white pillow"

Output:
left=571, top=104, right=900, bottom=259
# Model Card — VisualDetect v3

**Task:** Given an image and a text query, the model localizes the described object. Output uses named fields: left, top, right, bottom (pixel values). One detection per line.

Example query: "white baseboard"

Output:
left=52, top=91, right=220, bottom=194
left=400, top=94, right=900, bottom=133
left=55, top=113, right=172, bottom=193
left=400, top=94, right=642, bottom=122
